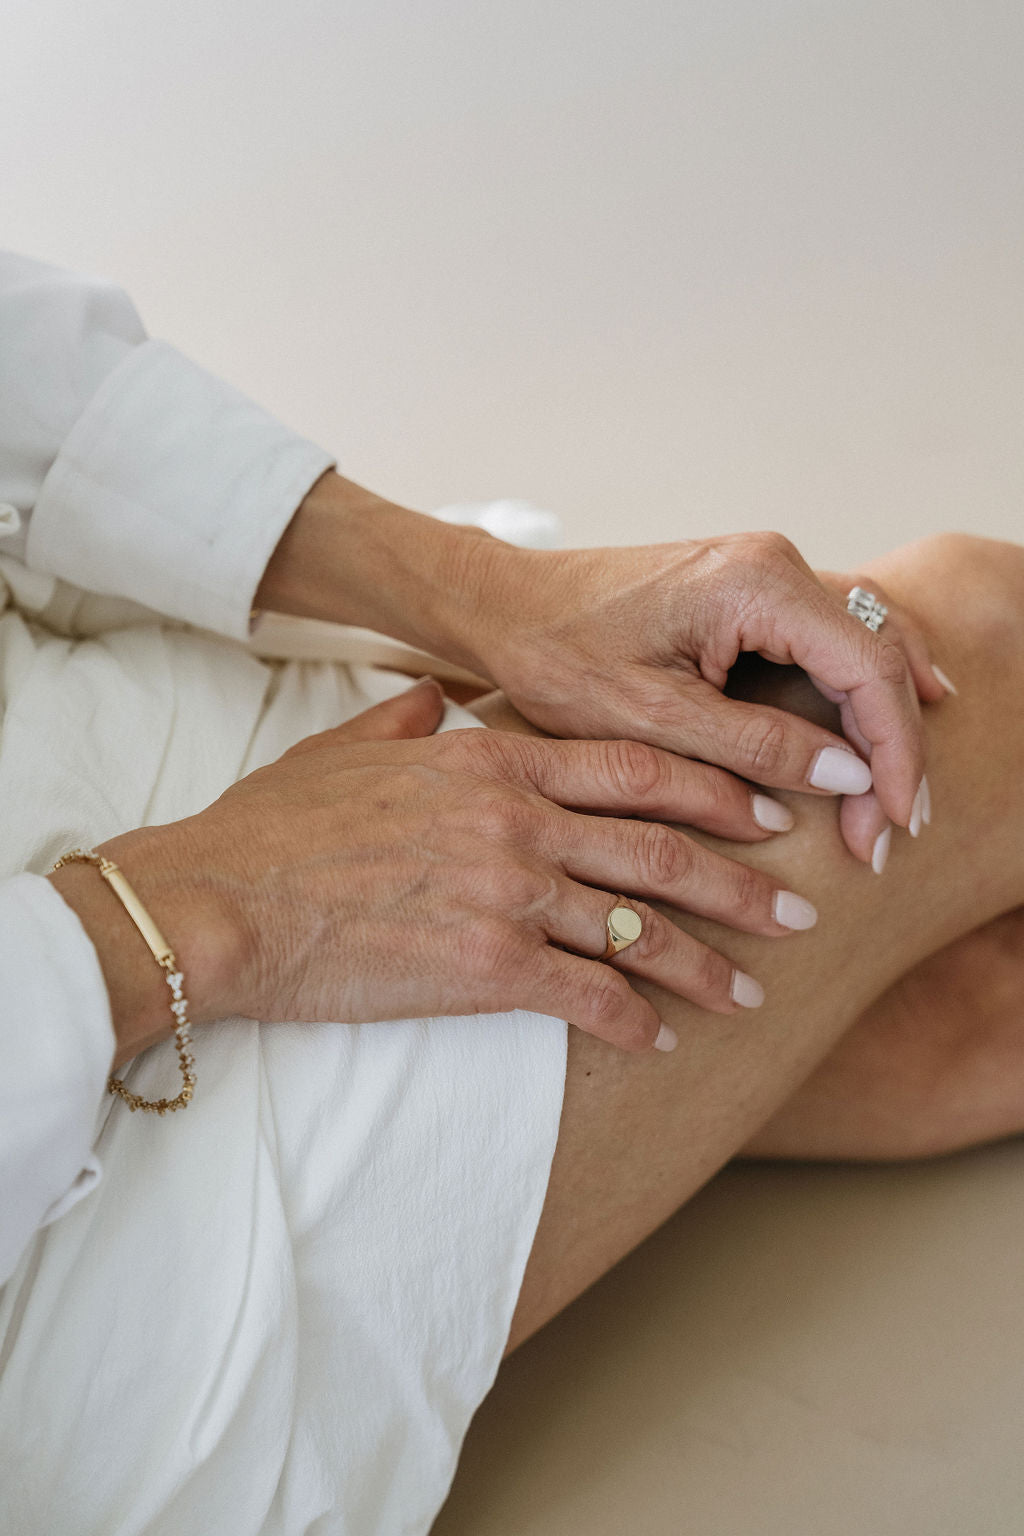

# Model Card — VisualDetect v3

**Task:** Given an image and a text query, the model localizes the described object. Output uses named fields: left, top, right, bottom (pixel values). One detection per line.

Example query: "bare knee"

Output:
left=873, top=532, right=1024, bottom=664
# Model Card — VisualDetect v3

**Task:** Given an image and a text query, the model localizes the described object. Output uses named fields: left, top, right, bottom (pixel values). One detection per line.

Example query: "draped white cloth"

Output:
left=0, top=254, right=567, bottom=1534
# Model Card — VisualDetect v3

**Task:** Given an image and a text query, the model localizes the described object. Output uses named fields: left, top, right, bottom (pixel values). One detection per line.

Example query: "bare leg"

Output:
left=466, top=534, right=1024, bottom=1357
left=739, top=905, right=1024, bottom=1162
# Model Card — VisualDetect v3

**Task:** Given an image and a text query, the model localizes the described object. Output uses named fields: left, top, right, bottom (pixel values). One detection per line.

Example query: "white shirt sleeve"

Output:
left=0, top=874, right=117, bottom=1287
left=0, top=250, right=336, bottom=639
left=0, top=252, right=334, bottom=1277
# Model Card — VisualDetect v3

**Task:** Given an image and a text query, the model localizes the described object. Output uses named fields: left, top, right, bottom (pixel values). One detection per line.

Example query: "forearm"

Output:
left=253, top=469, right=525, bottom=679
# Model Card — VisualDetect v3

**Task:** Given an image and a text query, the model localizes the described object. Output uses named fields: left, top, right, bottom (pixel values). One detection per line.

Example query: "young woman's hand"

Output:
left=97, top=678, right=820, bottom=1059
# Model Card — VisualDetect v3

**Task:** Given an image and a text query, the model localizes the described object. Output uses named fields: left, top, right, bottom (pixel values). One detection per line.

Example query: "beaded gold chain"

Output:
left=50, top=849, right=197, bottom=1114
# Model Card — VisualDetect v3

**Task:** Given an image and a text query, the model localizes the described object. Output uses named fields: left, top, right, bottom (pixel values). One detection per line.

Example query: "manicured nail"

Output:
left=731, top=970, right=766, bottom=1008
left=909, top=779, right=925, bottom=837
left=653, top=1023, right=678, bottom=1052
left=920, top=773, right=932, bottom=826
left=871, top=825, right=892, bottom=875
left=773, top=890, right=818, bottom=930
left=809, top=747, right=873, bottom=795
left=932, top=664, right=957, bottom=696
left=752, top=794, right=795, bottom=832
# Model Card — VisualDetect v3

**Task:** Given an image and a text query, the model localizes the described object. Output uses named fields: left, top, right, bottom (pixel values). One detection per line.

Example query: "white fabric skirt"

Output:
left=0, top=594, right=568, bottom=1535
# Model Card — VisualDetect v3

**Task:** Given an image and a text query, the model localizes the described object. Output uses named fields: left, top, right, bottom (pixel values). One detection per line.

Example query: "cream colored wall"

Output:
left=4, top=1, right=1021, bottom=569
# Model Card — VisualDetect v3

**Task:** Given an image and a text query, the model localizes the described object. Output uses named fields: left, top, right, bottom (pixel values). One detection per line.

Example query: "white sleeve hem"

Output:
left=25, top=339, right=336, bottom=641
left=0, top=873, right=116, bottom=1285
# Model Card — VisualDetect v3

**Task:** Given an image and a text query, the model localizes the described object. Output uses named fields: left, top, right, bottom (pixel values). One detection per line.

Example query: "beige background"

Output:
left=3, top=0, right=1022, bottom=566
left=4, top=3, right=1023, bottom=1533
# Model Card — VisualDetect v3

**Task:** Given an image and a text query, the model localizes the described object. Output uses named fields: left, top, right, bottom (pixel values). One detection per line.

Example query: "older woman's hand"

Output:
left=100, top=679, right=820, bottom=1058
left=257, top=476, right=944, bottom=864
left=473, top=532, right=935, bottom=851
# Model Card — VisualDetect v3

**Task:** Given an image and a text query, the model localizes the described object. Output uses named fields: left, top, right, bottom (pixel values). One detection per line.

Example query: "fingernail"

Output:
left=920, top=773, right=932, bottom=826
left=653, top=1023, right=678, bottom=1052
left=872, top=824, right=892, bottom=874
left=909, top=779, right=925, bottom=837
left=932, top=664, right=958, bottom=696
left=752, top=794, right=795, bottom=832
left=773, top=890, right=818, bottom=930
left=731, top=970, right=766, bottom=1008
left=809, top=747, right=873, bottom=795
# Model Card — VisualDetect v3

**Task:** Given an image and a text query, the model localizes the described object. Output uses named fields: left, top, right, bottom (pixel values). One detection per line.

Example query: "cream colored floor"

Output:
left=433, top=1147, right=1024, bottom=1536
left=4, top=3, right=1024, bottom=1531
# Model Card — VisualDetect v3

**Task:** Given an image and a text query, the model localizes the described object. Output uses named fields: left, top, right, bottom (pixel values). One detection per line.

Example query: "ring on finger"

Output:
left=846, top=585, right=888, bottom=633
left=602, top=897, right=644, bottom=960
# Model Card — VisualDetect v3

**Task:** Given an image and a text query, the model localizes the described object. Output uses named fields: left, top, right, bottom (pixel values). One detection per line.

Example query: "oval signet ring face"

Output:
left=603, top=901, right=643, bottom=959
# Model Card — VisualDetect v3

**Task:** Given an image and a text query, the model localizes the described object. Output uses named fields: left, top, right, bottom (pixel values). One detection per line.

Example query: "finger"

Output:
left=542, top=882, right=769, bottom=1017
left=478, top=731, right=796, bottom=839
left=889, top=615, right=947, bottom=705
left=519, top=941, right=668, bottom=1053
left=540, top=811, right=818, bottom=937
left=740, top=565, right=926, bottom=823
left=839, top=788, right=892, bottom=869
left=818, top=572, right=948, bottom=706
left=337, top=677, right=446, bottom=743
left=648, top=685, right=876, bottom=800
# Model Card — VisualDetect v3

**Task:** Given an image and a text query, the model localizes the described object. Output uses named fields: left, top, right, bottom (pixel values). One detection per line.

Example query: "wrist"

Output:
left=254, top=469, right=532, bottom=679
left=49, top=825, right=245, bottom=1068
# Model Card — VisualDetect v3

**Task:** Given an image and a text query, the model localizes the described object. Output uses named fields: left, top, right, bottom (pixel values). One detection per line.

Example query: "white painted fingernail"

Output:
left=809, top=747, right=873, bottom=795
left=653, top=1023, right=678, bottom=1052
left=731, top=970, right=766, bottom=1008
left=773, top=890, right=818, bottom=930
left=752, top=794, right=795, bottom=832
left=909, top=779, right=924, bottom=837
left=871, top=825, right=892, bottom=874
left=920, top=773, right=932, bottom=826
left=932, top=664, right=958, bottom=696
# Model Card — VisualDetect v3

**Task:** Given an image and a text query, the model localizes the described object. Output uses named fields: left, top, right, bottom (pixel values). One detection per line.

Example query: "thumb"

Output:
left=335, top=676, right=446, bottom=742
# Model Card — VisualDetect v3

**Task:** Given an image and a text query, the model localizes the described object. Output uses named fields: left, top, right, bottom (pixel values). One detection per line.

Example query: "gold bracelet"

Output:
left=50, top=849, right=197, bottom=1114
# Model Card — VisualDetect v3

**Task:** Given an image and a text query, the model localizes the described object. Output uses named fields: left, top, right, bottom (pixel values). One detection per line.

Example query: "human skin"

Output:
left=45, top=530, right=1020, bottom=1360
left=52, top=468, right=949, bottom=1070
left=254, top=470, right=939, bottom=850
left=50, top=683, right=827, bottom=1071
left=492, top=533, right=1024, bottom=1356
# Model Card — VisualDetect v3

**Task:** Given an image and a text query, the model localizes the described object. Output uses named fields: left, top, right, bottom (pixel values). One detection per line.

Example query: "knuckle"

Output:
left=628, top=905, right=672, bottom=963
left=873, top=638, right=912, bottom=688
left=738, top=715, right=789, bottom=779
left=732, top=863, right=768, bottom=923
left=582, top=969, right=632, bottom=1033
left=500, top=860, right=558, bottom=915
left=694, top=943, right=733, bottom=1001
left=462, top=915, right=526, bottom=987
left=604, top=738, right=667, bottom=801
left=433, top=727, right=481, bottom=767
left=471, top=784, right=537, bottom=845
left=749, top=529, right=796, bottom=564
left=640, top=824, right=691, bottom=888
left=695, top=764, right=737, bottom=821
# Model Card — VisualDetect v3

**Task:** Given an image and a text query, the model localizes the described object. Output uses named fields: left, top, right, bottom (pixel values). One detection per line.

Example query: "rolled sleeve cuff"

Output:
left=25, top=339, right=336, bottom=640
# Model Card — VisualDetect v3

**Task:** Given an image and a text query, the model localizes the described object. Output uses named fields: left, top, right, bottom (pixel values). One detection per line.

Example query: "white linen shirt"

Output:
left=0, top=251, right=335, bottom=1285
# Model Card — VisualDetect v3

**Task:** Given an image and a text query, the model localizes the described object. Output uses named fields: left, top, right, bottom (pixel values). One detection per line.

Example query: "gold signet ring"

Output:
left=602, top=899, right=643, bottom=960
